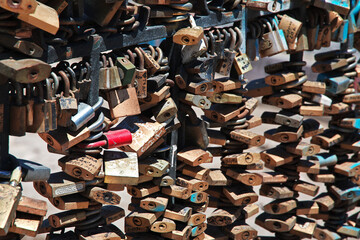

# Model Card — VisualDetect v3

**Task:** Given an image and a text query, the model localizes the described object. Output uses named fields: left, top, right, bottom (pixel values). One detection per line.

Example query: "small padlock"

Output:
left=116, top=56, right=136, bottom=86
left=259, top=19, right=288, bottom=57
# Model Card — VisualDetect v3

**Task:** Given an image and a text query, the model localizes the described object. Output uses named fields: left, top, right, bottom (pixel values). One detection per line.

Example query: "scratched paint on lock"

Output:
left=54, top=183, right=84, bottom=197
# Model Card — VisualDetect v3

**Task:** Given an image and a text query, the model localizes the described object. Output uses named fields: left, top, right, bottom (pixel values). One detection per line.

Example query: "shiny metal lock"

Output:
left=259, top=19, right=288, bottom=57
left=69, top=96, right=103, bottom=132
left=9, top=82, right=26, bottom=136
left=57, top=71, right=78, bottom=128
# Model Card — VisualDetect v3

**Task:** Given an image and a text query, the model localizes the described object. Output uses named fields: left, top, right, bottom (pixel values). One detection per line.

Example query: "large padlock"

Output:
left=105, top=87, right=141, bottom=119
left=9, top=82, right=26, bottom=136
left=259, top=19, right=288, bottom=57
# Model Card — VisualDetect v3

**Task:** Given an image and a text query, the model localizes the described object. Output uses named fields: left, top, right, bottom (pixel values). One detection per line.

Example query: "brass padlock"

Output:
left=259, top=19, right=288, bottom=57
left=103, top=151, right=138, bottom=185
left=278, top=14, right=303, bottom=48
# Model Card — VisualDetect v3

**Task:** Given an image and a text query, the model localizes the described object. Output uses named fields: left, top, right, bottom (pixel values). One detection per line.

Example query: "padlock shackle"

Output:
left=101, top=55, right=108, bottom=68
left=148, top=45, right=156, bottom=59
left=50, top=72, right=59, bottom=96
left=58, top=70, right=70, bottom=97
left=207, top=31, right=215, bottom=55
left=134, top=47, right=145, bottom=70
left=155, top=47, right=163, bottom=64
left=221, top=28, right=230, bottom=49
left=92, top=96, right=104, bottom=111
left=127, top=49, right=136, bottom=65
left=66, top=66, right=77, bottom=92
left=9, top=166, right=21, bottom=187
left=234, top=27, right=243, bottom=51
left=45, top=78, right=53, bottom=100
left=228, top=28, right=236, bottom=51
left=88, top=112, right=105, bottom=132
left=108, top=56, right=115, bottom=68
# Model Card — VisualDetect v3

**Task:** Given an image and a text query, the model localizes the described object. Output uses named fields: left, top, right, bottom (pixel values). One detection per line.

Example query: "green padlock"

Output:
left=116, top=57, right=136, bottom=86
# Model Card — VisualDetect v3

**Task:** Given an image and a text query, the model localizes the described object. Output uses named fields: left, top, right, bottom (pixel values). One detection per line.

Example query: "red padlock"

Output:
left=77, top=129, right=132, bottom=149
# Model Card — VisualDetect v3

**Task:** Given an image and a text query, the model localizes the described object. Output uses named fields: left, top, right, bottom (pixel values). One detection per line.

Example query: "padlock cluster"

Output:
left=1, top=0, right=360, bottom=240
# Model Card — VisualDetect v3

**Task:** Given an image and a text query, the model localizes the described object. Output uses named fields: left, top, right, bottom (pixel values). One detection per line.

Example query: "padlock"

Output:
left=9, top=82, right=26, bottom=136
left=49, top=194, right=90, bottom=210
left=151, top=218, right=176, bottom=233
left=0, top=58, right=51, bottom=84
left=278, top=14, right=303, bottom=48
left=260, top=184, right=294, bottom=199
left=262, top=92, right=302, bottom=109
left=223, top=185, right=258, bottom=206
left=315, top=10, right=331, bottom=49
left=152, top=97, right=177, bottom=123
left=164, top=206, right=192, bottom=223
left=139, top=158, right=169, bottom=177
left=49, top=208, right=101, bottom=228
left=77, top=62, right=92, bottom=102
left=226, top=169, right=262, bottom=186
left=26, top=82, right=46, bottom=133
left=261, top=147, right=296, bottom=167
left=263, top=199, right=297, bottom=215
left=0, top=166, right=22, bottom=236
left=265, top=71, right=305, bottom=86
left=133, top=48, right=148, bottom=98
left=118, top=116, right=166, bottom=156
left=140, top=196, right=168, bottom=212
left=182, top=165, right=210, bottom=181
left=105, top=86, right=141, bottom=119
left=173, top=15, right=204, bottom=46
left=57, top=71, right=78, bottom=127
left=103, top=151, right=138, bottom=185
left=9, top=211, right=43, bottom=237
left=259, top=19, right=288, bottom=57
left=246, top=22, right=261, bottom=61
left=39, top=112, right=104, bottom=152
left=177, top=147, right=212, bottom=167
left=58, top=154, right=102, bottom=181
left=216, top=28, right=237, bottom=77
left=33, top=171, right=103, bottom=198
left=176, top=176, right=209, bottom=191
left=117, top=56, right=136, bottom=86
left=126, top=209, right=162, bottom=228
left=139, top=48, right=161, bottom=76
left=207, top=208, right=242, bottom=226
left=222, top=152, right=261, bottom=165
left=81, top=186, right=121, bottom=205
left=99, top=55, right=122, bottom=90
left=17, top=1, right=59, bottom=35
